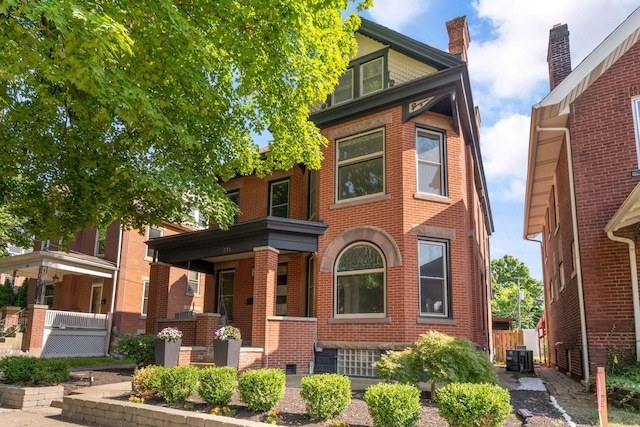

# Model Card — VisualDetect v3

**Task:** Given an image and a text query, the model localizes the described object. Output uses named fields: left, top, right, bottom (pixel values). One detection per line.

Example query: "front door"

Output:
left=90, top=278, right=103, bottom=314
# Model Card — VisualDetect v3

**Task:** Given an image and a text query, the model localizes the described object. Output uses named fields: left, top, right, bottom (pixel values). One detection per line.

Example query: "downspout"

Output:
left=606, top=231, right=640, bottom=361
left=105, top=223, right=124, bottom=355
left=536, top=126, right=590, bottom=382
left=525, top=236, right=547, bottom=365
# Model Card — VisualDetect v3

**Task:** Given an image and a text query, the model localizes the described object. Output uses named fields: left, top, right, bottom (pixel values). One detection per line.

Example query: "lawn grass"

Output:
left=585, top=407, right=640, bottom=426
left=48, top=356, right=134, bottom=368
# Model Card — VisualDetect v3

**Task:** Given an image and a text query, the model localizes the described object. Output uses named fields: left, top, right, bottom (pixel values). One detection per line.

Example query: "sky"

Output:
left=356, top=0, right=640, bottom=280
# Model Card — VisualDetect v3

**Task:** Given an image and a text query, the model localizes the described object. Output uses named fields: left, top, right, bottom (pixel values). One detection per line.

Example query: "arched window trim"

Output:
left=334, top=241, right=387, bottom=319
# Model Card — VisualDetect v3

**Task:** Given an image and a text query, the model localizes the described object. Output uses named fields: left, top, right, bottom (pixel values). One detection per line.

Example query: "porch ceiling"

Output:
left=605, top=181, right=640, bottom=233
left=0, top=250, right=118, bottom=279
left=146, top=217, right=328, bottom=273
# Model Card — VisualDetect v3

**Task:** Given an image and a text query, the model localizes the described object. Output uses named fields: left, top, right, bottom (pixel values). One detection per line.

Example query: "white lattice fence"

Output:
left=41, top=329, right=107, bottom=358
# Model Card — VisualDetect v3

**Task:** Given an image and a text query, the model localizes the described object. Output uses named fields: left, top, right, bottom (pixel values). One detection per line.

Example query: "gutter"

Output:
left=105, top=223, right=124, bottom=355
left=536, top=126, right=590, bottom=382
left=605, top=231, right=640, bottom=361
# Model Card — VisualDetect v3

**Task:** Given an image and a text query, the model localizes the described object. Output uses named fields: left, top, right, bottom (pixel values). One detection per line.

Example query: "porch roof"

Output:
left=605, top=181, right=640, bottom=233
left=146, top=216, right=328, bottom=273
left=0, top=250, right=118, bottom=279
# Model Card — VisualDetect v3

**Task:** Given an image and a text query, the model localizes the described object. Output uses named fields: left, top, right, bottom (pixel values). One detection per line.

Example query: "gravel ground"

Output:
left=62, top=367, right=594, bottom=426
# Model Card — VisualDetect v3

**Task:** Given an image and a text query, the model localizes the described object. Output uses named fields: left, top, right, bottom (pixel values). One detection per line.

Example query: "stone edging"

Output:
left=0, top=384, right=63, bottom=409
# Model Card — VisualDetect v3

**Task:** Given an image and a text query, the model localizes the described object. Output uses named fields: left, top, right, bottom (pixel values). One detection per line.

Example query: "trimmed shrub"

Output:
left=300, top=373, right=351, bottom=420
left=364, top=382, right=421, bottom=427
left=159, top=365, right=199, bottom=403
left=132, top=365, right=165, bottom=398
left=198, top=366, right=238, bottom=406
left=437, top=382, right=513, bottom=427
left=238, top=368, right=286, bottom=412
left=0, top=356, right=70, bottom=386
left=114, top=334, right=156, bottom=365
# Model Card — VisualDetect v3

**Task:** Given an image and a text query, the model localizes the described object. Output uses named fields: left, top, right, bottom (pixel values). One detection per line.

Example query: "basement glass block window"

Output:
left=337, top=349, right=380, bottom=377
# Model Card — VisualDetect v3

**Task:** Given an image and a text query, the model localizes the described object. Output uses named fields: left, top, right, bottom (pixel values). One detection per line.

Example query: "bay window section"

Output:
left=336, top=129, right=385, bottom=202
left=416, top=129, right=446, bottom=196
left=335, top=243, right=386, bottom=318
left=419, top=240, right=449, bottom=317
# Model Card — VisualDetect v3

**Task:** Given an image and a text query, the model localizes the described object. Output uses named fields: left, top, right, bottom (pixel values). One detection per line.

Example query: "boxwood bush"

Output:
left=132, top=365, right=165, bottom=398
left=300, top=373, right=351, bottom=420
left=364, top=382, right=421, bottom=427
left=437, top=382, right=513, bottom=427
left=198, top=366, right=238, bottom=406
left=0, top=356, right=70, bottom=386
left=238, top=368, right=286, bottom=412
left=114, top=334, right=155, bottom=365
left=159, top=365, right=199, bottom=403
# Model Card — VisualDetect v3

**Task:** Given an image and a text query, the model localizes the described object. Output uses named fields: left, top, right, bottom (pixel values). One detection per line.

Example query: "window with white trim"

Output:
left=416, top=128, right=446, bottom=196
left=633, top=97, right=640, bottom=167
left=95, top=228, right=106, bottom=257
left=187, top=270, right=200, bottom=295
left=141, top=280, right=149, bottom=316
left=330, top=52, right=387, bottom=106
left=146, top=226, right=163, bottom=258
left=335, top=242, right=386, bottom=318
left=419, top=240, right=449, bottom=316
left=336, top=129, right=385, bottom=202
left=269, top=180, right=290, bottom=218
left=361, top=57, right=384, bottom=95
left=333, top=69, right=353, bottom=105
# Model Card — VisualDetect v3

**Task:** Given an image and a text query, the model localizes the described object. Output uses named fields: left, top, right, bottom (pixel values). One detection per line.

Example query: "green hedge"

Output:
left=0, top=356, right=70, bottom=386
left=198, top=366, right=238, bottom=406
left=364, top=382, right=421, bottom=427
left=114, top=334, right=155, bottom=365
left=437, top=382, right=513, bottom=427
left=132, top=365, right=165, bottom=398
left=238, top=368, right=286, bottom=412
left=300, top=373, right=351, bottom=420
left=159, top=365, right=199, bottom=403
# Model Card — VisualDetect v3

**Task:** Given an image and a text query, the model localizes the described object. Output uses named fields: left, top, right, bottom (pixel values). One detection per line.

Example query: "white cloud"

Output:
left=367, top=0, right=431, bottom=31
left=468, top=0, right=639, bottom=102
left=481, top=113, right=530, bottom=180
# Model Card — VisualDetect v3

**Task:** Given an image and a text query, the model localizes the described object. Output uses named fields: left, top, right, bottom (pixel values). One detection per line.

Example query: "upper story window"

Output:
left=336, top=128, right=385, bottom=202
left=187, top=208, right=207, bottom=229
left=95, top=228, right=106, bottom=257
left=335, top=242, right=386, bottom=318
left=226, top=190, right=240, bottom=223
left=269, top=180, right=289, bottom=218
left=416, top=128, right=446, bottom=196
left=187, top=270, right=200, bottom=295
left=633, top=97, right=640, bottom=168
left=308, top=170, right=316, bottom=220
left=419, top=239, right=449, bottom=317
left=330, top=50, right=388, bottom=106
left=141, top=280, right=149, bottom=316
left=146, top=226, right=163, bottom=258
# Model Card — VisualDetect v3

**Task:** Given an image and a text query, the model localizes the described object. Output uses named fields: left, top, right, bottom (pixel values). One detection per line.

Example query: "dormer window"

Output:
left=328, top=49, right=388, bottom=107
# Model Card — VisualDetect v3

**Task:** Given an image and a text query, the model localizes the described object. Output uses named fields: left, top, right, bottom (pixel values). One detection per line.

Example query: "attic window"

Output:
left=361, top=57, right=384, bottom=95
left=333, top=69, right=354, bottom=105
left=329, top=49, right=389, bottom=107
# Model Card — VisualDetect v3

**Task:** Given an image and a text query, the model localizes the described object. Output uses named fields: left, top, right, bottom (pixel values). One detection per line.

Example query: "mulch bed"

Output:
left=62, top=367, right=593, bottom=426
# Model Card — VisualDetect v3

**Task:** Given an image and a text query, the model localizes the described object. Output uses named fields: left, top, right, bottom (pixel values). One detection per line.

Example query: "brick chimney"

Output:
left=548, top=23, right=572, bottom=89
left=446, top=16, right=470, bottom=62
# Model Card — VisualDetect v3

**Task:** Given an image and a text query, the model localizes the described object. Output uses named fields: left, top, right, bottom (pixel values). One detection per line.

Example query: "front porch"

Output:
left=146, top=217, right=327, bottom=373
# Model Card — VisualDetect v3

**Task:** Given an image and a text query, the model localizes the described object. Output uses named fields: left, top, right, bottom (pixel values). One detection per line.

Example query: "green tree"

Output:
left=0, top=278, right=14, bottom=307
left=0, top=1, right=372, bottom=243
left=14, top=279, right=28, bottom=309
left=491, top=255, right=543, bottom=329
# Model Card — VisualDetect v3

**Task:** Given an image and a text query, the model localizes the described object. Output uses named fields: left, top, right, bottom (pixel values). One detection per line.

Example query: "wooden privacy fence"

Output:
left=493, top=330, right=524, bottom=363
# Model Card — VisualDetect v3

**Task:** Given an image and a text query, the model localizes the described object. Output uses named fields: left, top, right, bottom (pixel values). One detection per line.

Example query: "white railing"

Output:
left=45, top=310, right=108, bottom=329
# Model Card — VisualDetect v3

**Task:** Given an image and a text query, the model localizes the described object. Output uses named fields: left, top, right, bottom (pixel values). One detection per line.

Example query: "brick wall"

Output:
left=265, top=317, right=316, bottom=374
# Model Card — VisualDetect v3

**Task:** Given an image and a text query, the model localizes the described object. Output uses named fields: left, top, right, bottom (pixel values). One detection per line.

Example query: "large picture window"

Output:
left=336, top=129, right=385, bottom=202
left=419, top=240, right=449, bottom=317
left=335, top=243, right=386, bottom=318
left=416, top=128, right=446, bottom=196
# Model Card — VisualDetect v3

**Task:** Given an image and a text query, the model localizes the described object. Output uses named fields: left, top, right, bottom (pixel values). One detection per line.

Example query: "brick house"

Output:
left=145, top=16, right=494, bottom=375
left=524, top=8, right=640, bottom=381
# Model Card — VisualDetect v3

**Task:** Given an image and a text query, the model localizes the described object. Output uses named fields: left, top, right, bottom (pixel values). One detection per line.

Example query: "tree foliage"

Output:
left=491, top=255, right=543, bottom=329
left=0, top=0, right=372, bottom=243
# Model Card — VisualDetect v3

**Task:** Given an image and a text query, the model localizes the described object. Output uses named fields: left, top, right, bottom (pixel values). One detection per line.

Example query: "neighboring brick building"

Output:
left=146, top=16, right=494, bottom=375
left=524, top=8, right=640, bottom=381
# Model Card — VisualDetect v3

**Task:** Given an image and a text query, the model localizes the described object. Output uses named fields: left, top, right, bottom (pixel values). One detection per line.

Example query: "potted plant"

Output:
left=155, top=327, right=183, bottom=368
left=213, top=325, right=242, bottom=368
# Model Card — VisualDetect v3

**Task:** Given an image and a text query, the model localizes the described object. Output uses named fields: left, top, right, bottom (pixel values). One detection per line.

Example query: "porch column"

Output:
left=22, top=304, right=48, bottom=357
left=146, top=262, right=171, bottom=334
left=252, top=246, right=279, bottom=349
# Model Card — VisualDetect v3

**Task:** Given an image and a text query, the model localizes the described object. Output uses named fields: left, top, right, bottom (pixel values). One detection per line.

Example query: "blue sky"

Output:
left=355, top=0, right=639, bottom=280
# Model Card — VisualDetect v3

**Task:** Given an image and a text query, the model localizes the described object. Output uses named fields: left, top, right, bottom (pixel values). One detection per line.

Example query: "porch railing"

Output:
left=45, top=310, right=108, bottom=329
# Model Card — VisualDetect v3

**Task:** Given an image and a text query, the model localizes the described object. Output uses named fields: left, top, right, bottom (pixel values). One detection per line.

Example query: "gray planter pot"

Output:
left=154, top=338, right=181, bottom=368
left=213, top=339, right=242, bottom=368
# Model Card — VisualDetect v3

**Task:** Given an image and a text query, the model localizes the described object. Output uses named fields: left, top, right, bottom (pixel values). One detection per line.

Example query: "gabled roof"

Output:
left=524, top=7, right=640, bottom=238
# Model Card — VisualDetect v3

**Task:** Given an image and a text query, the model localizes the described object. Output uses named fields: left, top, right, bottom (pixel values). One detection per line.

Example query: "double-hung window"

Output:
left=187, top=208, right=207, bottom=229
left=331, top=52, right=387, bottom=105
left=418, top=240, right=449, bottom=317
left=416, top=128, right=446, bottom=196
left=95, top=228, right=106, bottom=257
left=633, top=97, right=640, bottom=168
left=226, top=190, right=240, bottom=223
left=187, top=270, right=200, bottom=295
left=336, top=129, right=385, bottom=202
left=335, top=243, right=386, bottom=318
left=141, top=280, right=149, bottom=317
left=333, top=69, right=354, bottom=105
left=269, top=180, right=290, bottom=218
left=146, top=227, right=163, bottom=258
left=361, top=57, right=384, bottom=95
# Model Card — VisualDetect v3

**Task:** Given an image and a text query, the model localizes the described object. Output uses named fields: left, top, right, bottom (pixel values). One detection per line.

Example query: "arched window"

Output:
left=335, top=242, right=386, bottom=318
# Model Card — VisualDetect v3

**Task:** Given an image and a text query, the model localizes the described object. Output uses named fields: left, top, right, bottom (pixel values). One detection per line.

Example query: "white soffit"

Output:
left=605, top=181, right=640, bottom=233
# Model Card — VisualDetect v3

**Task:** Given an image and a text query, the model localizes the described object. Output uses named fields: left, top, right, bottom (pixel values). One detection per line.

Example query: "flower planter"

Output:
left=213, top=339, right=242, bottom=368
left=154, top=338, right=181, bottom=368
